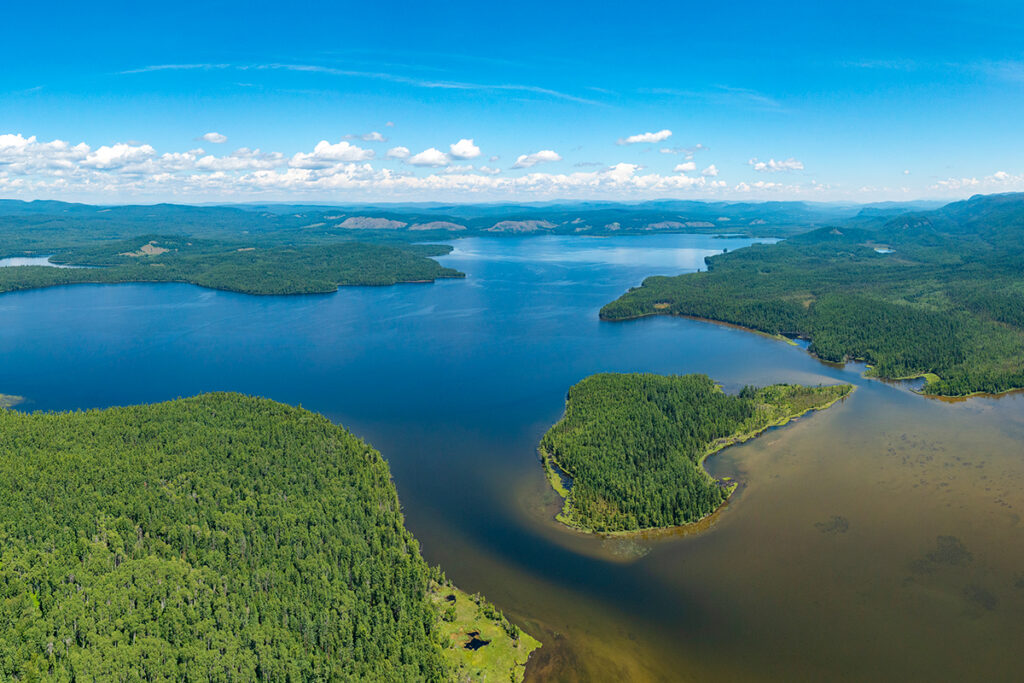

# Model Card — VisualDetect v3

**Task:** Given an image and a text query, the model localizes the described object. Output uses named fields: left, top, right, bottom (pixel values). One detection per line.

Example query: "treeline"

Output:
left=0, top=237, right=463, bottom=296
left=539, top=373, right=850, bottom=533
left=0, top=199, right=866, bottom=253
left=0, top=394, right=454, bottom=680
left=601, top=210, right=1024, bottom=396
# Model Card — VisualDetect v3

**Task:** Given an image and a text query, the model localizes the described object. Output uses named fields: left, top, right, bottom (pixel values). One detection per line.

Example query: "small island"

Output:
left=540, top=373, right=852, bottom=534
left=0, top=393, right=537, bottom=681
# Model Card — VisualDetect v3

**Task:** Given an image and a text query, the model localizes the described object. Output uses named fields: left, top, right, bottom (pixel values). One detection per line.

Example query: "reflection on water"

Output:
left=0, top=255, right=80, bottom=268
left=0, top=234, right=1021, bottom=681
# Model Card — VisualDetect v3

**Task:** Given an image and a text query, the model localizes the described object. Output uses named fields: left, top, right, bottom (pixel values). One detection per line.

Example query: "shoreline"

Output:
left=0, top=271, right=465, bottom=298
left=540, top=384, right=855, bottom=538
left=602, top=309, right=1024, bottom=400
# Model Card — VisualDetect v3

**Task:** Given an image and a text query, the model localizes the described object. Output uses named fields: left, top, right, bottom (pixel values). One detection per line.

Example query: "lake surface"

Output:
left=1, top=233, right=1022, bottom=681
left=0, top=255, right=78, bottom=267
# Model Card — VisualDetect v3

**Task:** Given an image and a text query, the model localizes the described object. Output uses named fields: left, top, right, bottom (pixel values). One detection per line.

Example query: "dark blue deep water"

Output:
left=2, top=234, right=1022, bottom=681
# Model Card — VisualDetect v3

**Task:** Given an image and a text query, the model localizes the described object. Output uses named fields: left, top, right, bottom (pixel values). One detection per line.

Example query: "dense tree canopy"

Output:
left=540, top=373, right=851, bottom=533
left=0, top=237, right=463, bottom=296
left=601, top=195, right=1024, bottom=397
left=0, top=394, right=451, bottom=680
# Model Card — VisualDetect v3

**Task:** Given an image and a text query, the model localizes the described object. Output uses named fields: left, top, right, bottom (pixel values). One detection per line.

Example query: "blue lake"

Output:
left=0, top=255, right=79, bottom=268
left=1, top=233, right=1022, bottom=681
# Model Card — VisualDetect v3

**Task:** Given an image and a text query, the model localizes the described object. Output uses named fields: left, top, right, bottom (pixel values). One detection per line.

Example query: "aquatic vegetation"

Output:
left=540, top=373, right=852, bottom=533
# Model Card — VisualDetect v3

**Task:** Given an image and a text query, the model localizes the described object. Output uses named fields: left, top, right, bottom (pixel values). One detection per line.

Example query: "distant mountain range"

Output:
left=0, top=196, right=965, bottom=254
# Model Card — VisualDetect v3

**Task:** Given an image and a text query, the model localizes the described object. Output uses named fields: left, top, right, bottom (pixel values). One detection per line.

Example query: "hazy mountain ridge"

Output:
left=0, top=197, right=963, bottom=255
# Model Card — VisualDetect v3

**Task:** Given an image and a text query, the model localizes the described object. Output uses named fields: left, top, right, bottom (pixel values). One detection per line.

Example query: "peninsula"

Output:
left=540, top=373, right=851, bottom=534
left=0, top=393, right=538, bottom=681
left=601, top=194, right=1024, bottom=398
left=0, top=237, right=463, bottom=296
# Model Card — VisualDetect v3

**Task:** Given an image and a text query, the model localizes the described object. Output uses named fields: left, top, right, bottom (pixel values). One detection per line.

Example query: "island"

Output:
left=539, top=373, right=852, bottom=533
left=0, top=237, right=463, bottom=296
left=0, top=393, right=538, bottom=681
left=600, top=194, right=1024, bottom=398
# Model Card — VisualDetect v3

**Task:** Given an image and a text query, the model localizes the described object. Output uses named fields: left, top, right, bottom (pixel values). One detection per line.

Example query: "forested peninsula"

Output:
left=540, top=374, right=851, bottom=533
left=601, top=194, right=1024, bottom=397
left=0, top=394, right=538, bottom=681
left=0, top=237, right=463, bottom=296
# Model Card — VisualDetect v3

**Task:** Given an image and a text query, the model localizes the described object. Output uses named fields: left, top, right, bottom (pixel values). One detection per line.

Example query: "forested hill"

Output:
left=0, top=238, right=463, bottom=296
left=602, top=193, right=1024, bottom=397
left=0, top=198, right=936, bottom=251
left=539, top=374, right=851, bottom=533
left=0, top=394, right=536, bottom=680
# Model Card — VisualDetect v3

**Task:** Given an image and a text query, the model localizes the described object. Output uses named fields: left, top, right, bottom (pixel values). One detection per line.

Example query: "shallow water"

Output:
left=1, top=233, right=1021, bottom=681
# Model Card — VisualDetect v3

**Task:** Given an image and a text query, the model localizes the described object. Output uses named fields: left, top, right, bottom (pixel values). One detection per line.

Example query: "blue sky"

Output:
left=3, top=0, right=1024, bottom=203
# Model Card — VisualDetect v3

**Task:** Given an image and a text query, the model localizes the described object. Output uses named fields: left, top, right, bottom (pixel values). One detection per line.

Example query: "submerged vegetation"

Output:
left=0, top=393, right=24, bottom=408
left=0, top=393, right=535, bottom=681
left=0, top=237, right=463, bottom=295
left=540, top=373, right=851, bottom=533
left=601, top=194, right=1024, bottom=397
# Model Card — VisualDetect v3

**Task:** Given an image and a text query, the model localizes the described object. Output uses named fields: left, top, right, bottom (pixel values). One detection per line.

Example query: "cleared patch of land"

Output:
left=430, top=581, right=540, bottom=682
left=119, top=240, right=170, bottom=257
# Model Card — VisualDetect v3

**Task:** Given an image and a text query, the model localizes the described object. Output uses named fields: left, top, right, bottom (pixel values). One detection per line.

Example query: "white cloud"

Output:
left=618, top=129, right=672, bottom=145
left=0, top=133, right=90, bottom=172
left=511, top=150, right=562, bottom=169
left=201, top=132, right=227, bottom=144
left=1, top=130, right=855, bottom=202
left=748, top=157, right=804, bottom=172
left=933, top=176, right=980, bottom=190
left=449, top=138, right=481, bottom=159
left=197, top=147, right=283, bottom=171
left=290, top=140, right=374, bottom=168
left=440, top=164, right=476, bottom=174
left=0, top=133, right=37, bottom=153
left=82, top=143, right=156, bottom=169
left=660, top=143, right=705, bottom=155
left=157, top=150, right=202, bottom=171
left=347, top=131, right=387, bottom=142
left=407, top=147, right=450, bottom=167
left=735, top=180, right=786, bottom=192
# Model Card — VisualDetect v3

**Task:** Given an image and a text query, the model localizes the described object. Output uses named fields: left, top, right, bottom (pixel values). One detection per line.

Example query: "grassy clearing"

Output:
left=430, top=581, right=541, bottom=683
